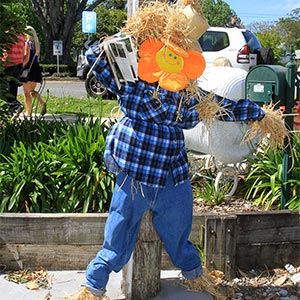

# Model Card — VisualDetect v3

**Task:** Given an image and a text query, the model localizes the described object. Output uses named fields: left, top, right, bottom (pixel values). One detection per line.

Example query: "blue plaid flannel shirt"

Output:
left=86, top=45, right=265, bottom=188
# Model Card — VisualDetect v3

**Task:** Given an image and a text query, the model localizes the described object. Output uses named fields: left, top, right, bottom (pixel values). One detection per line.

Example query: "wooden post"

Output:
left=204, top=215, right=237, bottom=279
left=122, top=211, right=162, bottom=300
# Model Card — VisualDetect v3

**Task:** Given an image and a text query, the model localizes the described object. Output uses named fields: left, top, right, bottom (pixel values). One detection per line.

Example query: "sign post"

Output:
left=53, top=40, right=63, bottom=74
left=82, top=11, right=97, bottom=49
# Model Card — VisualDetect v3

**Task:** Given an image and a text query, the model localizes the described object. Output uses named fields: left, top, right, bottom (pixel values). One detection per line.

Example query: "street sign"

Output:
left=82, top=11, right=97, bottom=33
left=53, top=40, right=63, bottom=56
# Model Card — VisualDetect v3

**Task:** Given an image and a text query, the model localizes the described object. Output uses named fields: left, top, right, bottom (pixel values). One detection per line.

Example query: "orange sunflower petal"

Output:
left=183, top=51, right=206, bottom=80
left=160, top=38, right=188, bottom=58
left=159, top=72, right=189, bottom=92
left=138, top=56, right=162, bottom=83
left=138, top=38, right=164, bottom=83
left=139, top=38, right=164, bottom=58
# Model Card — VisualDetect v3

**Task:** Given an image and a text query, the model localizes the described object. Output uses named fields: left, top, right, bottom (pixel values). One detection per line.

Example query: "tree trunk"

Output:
left=31, top=0, right=104, bottom=64
left=122, top=211, right=162, bottom=300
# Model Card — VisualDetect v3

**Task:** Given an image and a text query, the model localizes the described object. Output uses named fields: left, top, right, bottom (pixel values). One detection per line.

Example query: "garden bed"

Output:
left=0, top=210, right=299, bottom=279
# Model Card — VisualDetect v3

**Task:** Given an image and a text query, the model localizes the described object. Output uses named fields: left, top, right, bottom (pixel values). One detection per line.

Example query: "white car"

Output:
left=199, top=26, right=274, bottom=71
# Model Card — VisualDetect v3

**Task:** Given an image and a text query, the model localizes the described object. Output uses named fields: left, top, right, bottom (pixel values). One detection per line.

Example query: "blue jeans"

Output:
left=86, top=171, right=202, bottom=296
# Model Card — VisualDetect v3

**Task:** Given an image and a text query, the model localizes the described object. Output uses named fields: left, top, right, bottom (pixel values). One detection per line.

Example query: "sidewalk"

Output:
left=0, top=270, right=213, bottom=300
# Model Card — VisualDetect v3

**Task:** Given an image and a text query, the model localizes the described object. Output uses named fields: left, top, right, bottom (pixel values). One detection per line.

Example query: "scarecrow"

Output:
left=65, top=1, right=287, bottom=299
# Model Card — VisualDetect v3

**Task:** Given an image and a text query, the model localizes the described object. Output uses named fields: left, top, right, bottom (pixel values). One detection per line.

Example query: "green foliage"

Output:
left=249, top=8, right=300, bottom=58
left=203, top=0, right=238, bottom=27
left=277, top=9, right=300, bottom=53
left=0, top=1, right=26, bottom=54
left=0, top=100, right=12, bottom=129
left=193, top=174, right=227, bottom=205
left=100, top=0, right=126, bottom=10
left=190, top=156, right=228, bottom=206
left=40, top=64, right=76, bottom=77
left=256, top=28, right=285, bottom=61
left=245, top=133, right=300, bottom=210
left=0, top=117, right=115, bottom=213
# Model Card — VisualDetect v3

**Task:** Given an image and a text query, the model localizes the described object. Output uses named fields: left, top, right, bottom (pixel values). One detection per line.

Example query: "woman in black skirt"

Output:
left=21, top=26, right=46, bottom=117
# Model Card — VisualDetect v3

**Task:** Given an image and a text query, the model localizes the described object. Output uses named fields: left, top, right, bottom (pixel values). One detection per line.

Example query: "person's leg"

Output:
left=152, top=174, right=202, bottom=280
left=35, top=89, right=47, bottom=115
left=28, top=82, right=46, bottom=114
left=85, top=172, right=149, bottom=296
left=23, top=82, right=33, bottom=116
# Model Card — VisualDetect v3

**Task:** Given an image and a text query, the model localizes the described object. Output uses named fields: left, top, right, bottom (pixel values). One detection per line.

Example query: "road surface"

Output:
left=18, top=78, right=87, bottom=99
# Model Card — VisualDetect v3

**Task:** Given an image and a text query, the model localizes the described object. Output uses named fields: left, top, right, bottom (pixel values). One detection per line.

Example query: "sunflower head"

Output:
left=138, top=38, right=206, bottom=91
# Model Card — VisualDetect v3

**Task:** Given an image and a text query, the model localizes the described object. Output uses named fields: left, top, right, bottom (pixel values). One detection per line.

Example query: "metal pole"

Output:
left=127, top=0, right=139, bottom=19
left=280, top=58, right=296, bottom=208
left=56, top=55, right=60, bottom=74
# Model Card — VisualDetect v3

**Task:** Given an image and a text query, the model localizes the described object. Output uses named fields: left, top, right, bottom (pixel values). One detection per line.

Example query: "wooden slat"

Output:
left=204, top=215, right=237, bottom=279
left=0, top=244, right=102, bottom=270
left=190, top=215, right=206, bottom=246
left=1, top=211, right=300, bottom=277
left=236, top=242, right=300, bottom=270
left=0, top=243, right=177, bottom=272
left=0, top=213, right=107, bottom=245
left=236, top=211, right=300, bottom=244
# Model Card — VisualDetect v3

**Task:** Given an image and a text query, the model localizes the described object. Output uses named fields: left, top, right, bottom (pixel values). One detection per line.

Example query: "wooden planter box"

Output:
left=1, top=210, right=299, bottom=279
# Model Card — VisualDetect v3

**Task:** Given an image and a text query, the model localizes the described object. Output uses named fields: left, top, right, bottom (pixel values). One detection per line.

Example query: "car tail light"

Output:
left=237, top=45, right=250, bottom=64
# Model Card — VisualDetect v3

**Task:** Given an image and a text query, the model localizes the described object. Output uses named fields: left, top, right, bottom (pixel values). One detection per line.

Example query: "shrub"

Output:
left=40, top=64, right=76, bottom=77
left=244, top=132, right=300, bottom=210
left=0, top=117, right=115, bottom=213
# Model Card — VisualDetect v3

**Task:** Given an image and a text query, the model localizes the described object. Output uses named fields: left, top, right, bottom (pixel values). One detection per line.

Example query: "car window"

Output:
left=199, top=31, right=229, bottom=51
left=242, top=31, right=261, bottom=51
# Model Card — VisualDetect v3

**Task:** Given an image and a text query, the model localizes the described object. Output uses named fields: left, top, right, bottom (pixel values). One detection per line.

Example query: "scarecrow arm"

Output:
left=85, top=45, right=130, bottom=96
left=209, top=91, right=266, bottom=122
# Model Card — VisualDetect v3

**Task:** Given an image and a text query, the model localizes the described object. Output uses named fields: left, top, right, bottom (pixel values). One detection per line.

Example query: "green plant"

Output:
left=0, top=117, right=115, bottom=213
left=48, top=117, right=114, bottom=213
left=0, top=142, right=54, bottom=212
left=192, top=170, right=228, bottom=206
left=40, top=64, right=76, bottom=77
left=190, top=154, right=233, bottom=205
left=0, top=117, right=70, bottom=157
left=0, top=99, right=12, bottom=129
left=245, top=133, right=300, bottom=210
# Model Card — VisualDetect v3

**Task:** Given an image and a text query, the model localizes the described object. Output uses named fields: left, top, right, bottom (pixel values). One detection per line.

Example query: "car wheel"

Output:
left=258, top=47, right=275, bottom=65
left=85, top=74, right=108, bottom=98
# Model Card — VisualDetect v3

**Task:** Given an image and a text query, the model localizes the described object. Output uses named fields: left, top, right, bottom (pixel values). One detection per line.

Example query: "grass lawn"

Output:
left=18, top=95, right=118, bottom=118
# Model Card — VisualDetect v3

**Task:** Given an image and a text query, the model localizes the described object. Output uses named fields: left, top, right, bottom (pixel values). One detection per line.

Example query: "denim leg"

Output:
left=86, top=172, right=148, bottom=293
left=151, top=174, right=202, bottom=280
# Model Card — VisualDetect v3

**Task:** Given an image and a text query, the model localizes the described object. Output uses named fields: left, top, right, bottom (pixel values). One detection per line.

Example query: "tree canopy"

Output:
left=203, top=0, right=239, bottom=27
left=277, top=8, right=300, bottom=53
